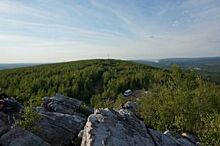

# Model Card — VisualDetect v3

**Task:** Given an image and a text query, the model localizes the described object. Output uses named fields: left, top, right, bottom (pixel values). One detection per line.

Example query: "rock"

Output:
left=0, top=120, right=9, bottom=137
left=78, top=129, right=84, bottom=139
left=0, top=94, right=200, bottom=146
left=0, top=126, right=9, bottom=137
left=33, top=94, right=87, bottom=146
left=182, top=132, right=199, bottom=144
left=0, top=112, right=8, bottom=124
left=81, top=108, right=197, bottom=146
left=42, top=93, right=82, bottom=115
left=0, top=119, right=6, bottom=128
left=164, top=130, right=182, bottom=139
left=81, top=108, right=155, bottom=146
left=35, top=110, right=86, bottom=146
left=0, top=127, right=50, bottom=146
left=149, top=128, right=196, bottom=146
left=0, top=94, right=87, bottom=146
left=123, top=101, right=137, bottom=111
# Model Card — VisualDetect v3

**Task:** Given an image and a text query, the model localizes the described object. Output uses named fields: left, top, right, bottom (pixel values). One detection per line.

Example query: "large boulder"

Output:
left=33, top=94, right=87, bottom=146
left=0, top=127, right=50, bottom=146
left=81, top=108, right=155, bottom=146
left=42, top=93, right=82, bottom=115
left=0, top=94, right=87, bottom=146
left=81, top=108, right=197, bottom=146
left=35, top=109, right=86, bottom=146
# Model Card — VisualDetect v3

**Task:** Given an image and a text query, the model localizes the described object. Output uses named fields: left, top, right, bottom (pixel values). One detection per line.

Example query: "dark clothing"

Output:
left=0, top=99, right=22, bottom=126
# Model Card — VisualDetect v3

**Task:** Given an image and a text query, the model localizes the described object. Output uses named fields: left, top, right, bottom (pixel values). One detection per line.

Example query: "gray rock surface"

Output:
left=81, top=108, right=197, bottom=146
left=181, top=132, right=199, bottom=145
left=35, top=109, right=86, bottom=146
left=0, top=127, right=50, bottom=146
left=0, top=94, right=87, bottom=146
left=0, top=94, right=200, bottom=146
left=33, top=94, right=87, bottom=146
left=42, top=93, right=82, bottom=115
left=123, top=101, right=137, bottom=111
left=0, top=120, right=9, bottom=137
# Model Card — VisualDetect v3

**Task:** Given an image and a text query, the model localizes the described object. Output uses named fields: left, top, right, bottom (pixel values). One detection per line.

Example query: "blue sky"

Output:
left=0, top=0, right=220, bottom=63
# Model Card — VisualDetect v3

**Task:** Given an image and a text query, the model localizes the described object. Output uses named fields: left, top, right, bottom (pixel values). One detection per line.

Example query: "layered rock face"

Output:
left=34, top=94, right=86, bottom=146
left=0, top=119, right=50, bottom=146
left=0, top=94, right=199, bottom=146
left=81, top=108, right=197, bottom=146
left=0, top=127, right=50, bottom=146
left=0, top=94, right=87, bottom=146
left=42, top=94, right=82, bottom=114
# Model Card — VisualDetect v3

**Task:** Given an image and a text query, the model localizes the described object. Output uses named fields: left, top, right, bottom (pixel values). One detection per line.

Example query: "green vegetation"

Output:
left=137, top=65, right=220, bottom=146
left=0, top=59, right=154, bottom=106
left=134, top=57, right=220, bottom=84
left=0, top=59, right=219, bottom=145
left=18, top=96, right=42, bottom=131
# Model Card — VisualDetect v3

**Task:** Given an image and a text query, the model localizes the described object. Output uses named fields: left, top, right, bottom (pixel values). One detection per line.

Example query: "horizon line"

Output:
left=0, top=56, right=219, bottom=64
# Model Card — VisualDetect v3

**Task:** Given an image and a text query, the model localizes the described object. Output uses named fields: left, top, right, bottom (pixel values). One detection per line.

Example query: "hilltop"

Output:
left=0, top=59, right=156, bottom=105
left=0, top=59, right=219, bottom=145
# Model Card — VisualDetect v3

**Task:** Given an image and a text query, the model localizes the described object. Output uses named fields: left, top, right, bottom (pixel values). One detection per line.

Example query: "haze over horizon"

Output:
left=1, top=0, right=220, bottom=63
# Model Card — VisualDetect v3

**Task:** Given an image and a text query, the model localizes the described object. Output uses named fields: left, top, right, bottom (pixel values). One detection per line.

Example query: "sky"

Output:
left=0, top=0, right=220, bottom=63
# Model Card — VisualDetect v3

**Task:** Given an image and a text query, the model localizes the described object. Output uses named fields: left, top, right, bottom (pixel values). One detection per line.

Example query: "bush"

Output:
left=137, top=66, right=220, bottom=145
left=18, top=98, right=42, bottom=132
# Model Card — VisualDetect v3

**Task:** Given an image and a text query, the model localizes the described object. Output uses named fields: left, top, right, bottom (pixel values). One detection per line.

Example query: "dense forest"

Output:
left=0, top=60, right=154, bottom=106
left=0, top=59, right=219, bottom=145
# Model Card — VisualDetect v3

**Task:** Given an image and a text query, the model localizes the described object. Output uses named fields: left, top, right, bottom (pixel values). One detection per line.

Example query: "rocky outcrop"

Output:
left=34, top=94, right=87, bottom=146
left=81, top=108, right=198, bottom=146
left=42, top=94, right=82, bottom=115
left=0, top=94, right=200, bottom=146
left=0, top=127, right=50, bottom=146
left=0, top=94, right=87, bottom=146
left=35, top=109, right=86, bottom=146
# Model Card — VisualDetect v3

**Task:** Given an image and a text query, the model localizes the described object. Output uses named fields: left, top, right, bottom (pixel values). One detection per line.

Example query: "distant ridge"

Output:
left=0, top=63, right=40, bottom=70
left=132, top=56, right=220, bottom=84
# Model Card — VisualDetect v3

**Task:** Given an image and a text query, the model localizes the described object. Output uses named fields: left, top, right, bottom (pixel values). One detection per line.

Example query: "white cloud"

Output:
left=0, top=1, right=53, bottom=18
left=0, top=0, right=220, bottom=62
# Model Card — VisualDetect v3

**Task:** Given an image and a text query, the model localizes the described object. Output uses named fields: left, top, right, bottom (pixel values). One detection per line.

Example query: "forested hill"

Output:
left=0, top=59, right=219, bottom=145
left=0, top=59, right=156, bottom=105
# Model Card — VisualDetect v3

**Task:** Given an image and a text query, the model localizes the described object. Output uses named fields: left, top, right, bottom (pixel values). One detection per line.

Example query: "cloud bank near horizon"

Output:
left=0, top=0, right=220, bottom=63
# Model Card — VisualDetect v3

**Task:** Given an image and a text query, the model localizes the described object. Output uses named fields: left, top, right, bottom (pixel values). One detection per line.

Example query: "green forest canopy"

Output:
left=0, top=59, right=219, bottom=145
left=0, top=59, right=154, bottom=105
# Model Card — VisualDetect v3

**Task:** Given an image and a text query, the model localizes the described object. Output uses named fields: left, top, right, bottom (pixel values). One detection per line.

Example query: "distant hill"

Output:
left=133, top=57, right=220, bottom=84
left=0, top=63, right=39, bottom=70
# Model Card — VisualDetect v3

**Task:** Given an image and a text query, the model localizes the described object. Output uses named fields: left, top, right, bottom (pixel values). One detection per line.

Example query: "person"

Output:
left=0, top=98, right=22, bottom=128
